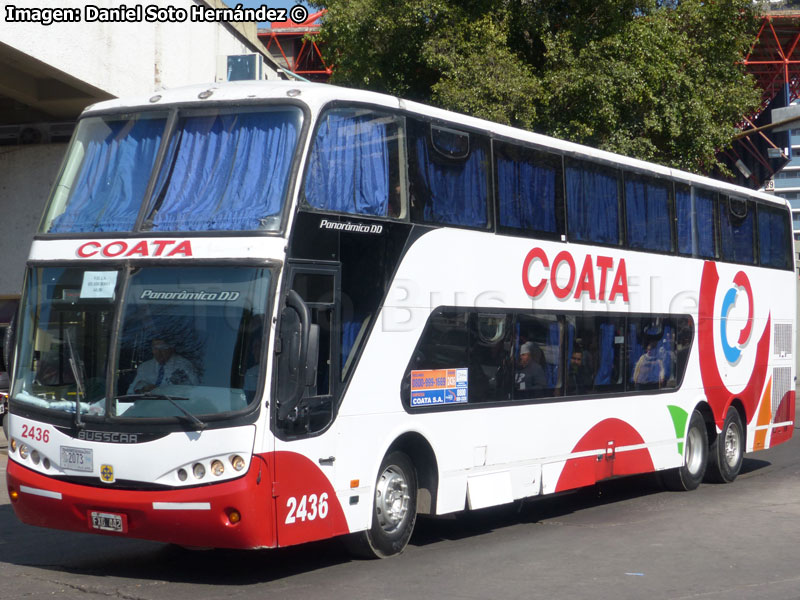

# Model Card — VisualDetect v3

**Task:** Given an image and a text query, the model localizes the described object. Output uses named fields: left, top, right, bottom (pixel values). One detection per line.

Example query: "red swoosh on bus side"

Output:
left=697, top=261, right=770, bottom=427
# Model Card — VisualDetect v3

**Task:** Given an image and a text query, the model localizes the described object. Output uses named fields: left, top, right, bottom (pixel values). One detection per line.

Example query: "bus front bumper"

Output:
left=6, top=455, right=276, bottom=549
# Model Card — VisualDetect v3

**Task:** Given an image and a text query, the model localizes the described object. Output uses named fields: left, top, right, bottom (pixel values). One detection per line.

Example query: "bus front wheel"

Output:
left=344, top=451, right=417, bottom=559
left=705, top=406, right=744, bottom=483
left=662, top=410, right=708, bottom=491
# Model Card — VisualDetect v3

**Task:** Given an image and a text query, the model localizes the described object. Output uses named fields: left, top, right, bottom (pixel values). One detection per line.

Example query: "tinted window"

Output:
left=627, top=316, right=691, bottom=390
left=564, top=314, right=625, bottom=396
left=408, top=119, right=490, bottom=228
left=514, top=313, right=562, bottom=399
left=405, top=310, right=512, bottom=404
left=758, top=204, right=792, bottom=269
left=719, top=197, right=755, bottom=264
left=676, top=186, right=716, bottom=258
left=625, top=174, right=672, bottom=252
left=304, top=108, right=404, bottom=219
left=495, top=142, right=562, bottom=236
left=565, top=159, right=621, bottom=245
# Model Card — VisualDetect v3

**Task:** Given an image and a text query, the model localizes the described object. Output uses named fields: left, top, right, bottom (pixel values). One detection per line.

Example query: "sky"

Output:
left=223, top=0, right=314, bottom=27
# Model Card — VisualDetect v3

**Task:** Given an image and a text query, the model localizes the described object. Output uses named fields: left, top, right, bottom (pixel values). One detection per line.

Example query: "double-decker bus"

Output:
left=5, top=81, right=795, bottom=558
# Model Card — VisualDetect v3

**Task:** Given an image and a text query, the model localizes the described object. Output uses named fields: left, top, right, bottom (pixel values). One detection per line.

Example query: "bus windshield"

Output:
left=42, top=106, right=302, bottom=234
left=12, top=266, right=272, bottom=422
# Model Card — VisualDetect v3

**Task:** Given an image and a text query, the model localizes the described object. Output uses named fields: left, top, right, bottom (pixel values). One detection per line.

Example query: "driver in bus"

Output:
left=128, top=337, right=199, bottom=394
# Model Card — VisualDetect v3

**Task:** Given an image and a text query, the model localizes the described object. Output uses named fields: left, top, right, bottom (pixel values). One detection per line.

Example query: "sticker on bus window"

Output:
left=80, top=271, right=117, bottom=299
left=410, top=368, right=468, bottom=407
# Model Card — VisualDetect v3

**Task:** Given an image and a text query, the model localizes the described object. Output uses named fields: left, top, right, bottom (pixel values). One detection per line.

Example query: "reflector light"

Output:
left=9, top=489, right=19, bottom=501
left=229, top=510, right=241, bottom=524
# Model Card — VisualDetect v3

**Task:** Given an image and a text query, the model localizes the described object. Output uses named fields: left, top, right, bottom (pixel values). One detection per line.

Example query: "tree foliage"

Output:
left=310, top=0, right=762, bottom=173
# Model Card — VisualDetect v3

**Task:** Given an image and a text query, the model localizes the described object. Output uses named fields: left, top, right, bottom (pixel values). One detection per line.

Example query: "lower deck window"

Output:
left=403, top=307, right=693, bottom=409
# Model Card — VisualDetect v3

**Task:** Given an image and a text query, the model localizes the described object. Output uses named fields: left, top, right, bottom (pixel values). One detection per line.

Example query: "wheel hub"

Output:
left=724, top=422, right=741, bottom=468
left=375, top=465, right=409, bottom=533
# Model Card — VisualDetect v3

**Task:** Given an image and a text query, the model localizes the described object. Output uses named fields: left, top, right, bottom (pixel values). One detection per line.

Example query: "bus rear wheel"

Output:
left=344, top=451, right=417, bottom=559
left=662, top=410, right=708, bottom=491
left=705, top=406, right=744, bottom=483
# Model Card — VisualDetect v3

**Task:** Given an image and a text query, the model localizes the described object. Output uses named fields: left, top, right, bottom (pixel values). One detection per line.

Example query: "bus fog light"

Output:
left=30, top=451, right=40, bottom=465
left=230, top=455, right=245, bottom=471
left=192, top=463, right=206, bottom=479
left=177, top=468, right=188, bottom=482
left=228, top=509, right=241, bottom=524
left=9, top=489, right=19, bottom=502
left=19, top=444, right=29, bottom=459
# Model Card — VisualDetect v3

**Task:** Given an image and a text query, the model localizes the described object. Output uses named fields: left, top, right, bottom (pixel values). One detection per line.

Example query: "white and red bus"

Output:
left=5, top=81, right=795, bottom=558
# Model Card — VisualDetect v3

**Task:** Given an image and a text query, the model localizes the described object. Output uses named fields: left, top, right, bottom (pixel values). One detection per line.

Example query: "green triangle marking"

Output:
left=667, top=405, right=689, bottom=456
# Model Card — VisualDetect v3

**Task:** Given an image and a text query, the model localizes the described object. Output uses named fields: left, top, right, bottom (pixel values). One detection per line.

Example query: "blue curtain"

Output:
left=305, top=112, right=390, bottom=216
left=415, top=137, right=488, bottom=227
left=676, top=188, right=692, bottom=254
left=566, top=164, right=619, bottom=244
left=341, top=320, right=361, bottom=369
left=49, top=117, right=165, bottom=232
left=628, top=323, right=644, bottom=383
left=150, top=110, right=299, bottom=231
left=546, top=322, right=560, bottom=387
left=626, top=179, right=670, bottom=251
left=497, top=156, right=556, bottom=232
left=676, top=188, right=715, bottom=258
left=759, top=207, right=789, bottom=268
left=695, top=192, right=715, bottom=258
left=658, top=323, right=674, bottom=383
left=719, top=204, right=755, bottom=264
left=594, top=322, right=616, bottom=385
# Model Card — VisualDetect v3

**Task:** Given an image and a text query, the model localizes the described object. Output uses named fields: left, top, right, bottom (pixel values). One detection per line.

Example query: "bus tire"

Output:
left=344, top=451, right=417, bottom=559
left=662, top=410, right=707, bottom=491
left=705, top=406, right=744, bottom=484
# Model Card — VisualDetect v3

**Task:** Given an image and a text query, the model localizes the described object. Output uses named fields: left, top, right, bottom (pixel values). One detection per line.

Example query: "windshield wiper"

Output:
left=65, top=330, right=86, bottom=429
left=115, top=393, right=207, bottom=430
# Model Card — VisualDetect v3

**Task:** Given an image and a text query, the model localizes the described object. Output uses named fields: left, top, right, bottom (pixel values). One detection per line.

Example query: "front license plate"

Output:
left=61, top=446, right=93, bottom=472
left=89, top=511, right=127, bottom=533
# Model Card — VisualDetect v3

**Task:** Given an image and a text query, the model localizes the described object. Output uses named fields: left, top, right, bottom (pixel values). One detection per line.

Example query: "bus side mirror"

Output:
left=276, top=290, right=313, bottom=422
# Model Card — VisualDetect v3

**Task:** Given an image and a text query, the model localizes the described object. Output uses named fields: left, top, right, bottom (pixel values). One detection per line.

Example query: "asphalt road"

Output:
left=1, top=414, right=799, bottom=600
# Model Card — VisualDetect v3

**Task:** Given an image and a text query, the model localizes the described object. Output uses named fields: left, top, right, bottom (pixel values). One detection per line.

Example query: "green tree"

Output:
left=311, top=0, right=761, bottom=173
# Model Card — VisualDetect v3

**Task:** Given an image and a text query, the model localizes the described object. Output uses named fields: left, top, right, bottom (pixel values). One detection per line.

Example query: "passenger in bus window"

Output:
left=515, top=341, right=547, bottom=394
left=568, top=345, right=594, bottom=394
left=633, top=339, right=665, bottom=390
left=128, top=337, right=199, bottom=394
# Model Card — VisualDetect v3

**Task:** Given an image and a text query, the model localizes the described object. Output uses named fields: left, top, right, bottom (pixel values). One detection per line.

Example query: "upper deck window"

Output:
left=625, top=174, right=672, bottom=252
left=303, top=108, right=404, bottom=218
left=42, top=112, right=168, bottom=233
left=42, top=106, right=302, bottom=234
left=146, top=107, right=301, bottom=232
left=565, top=159, right=621, bottom=245
left=409, top=119, right=490, bottom=228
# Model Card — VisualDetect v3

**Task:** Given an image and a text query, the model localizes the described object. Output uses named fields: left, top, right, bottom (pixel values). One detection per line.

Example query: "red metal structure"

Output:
left=259, top=9, right=331, bottom=82
left=725, top=8, right=800, bottom=187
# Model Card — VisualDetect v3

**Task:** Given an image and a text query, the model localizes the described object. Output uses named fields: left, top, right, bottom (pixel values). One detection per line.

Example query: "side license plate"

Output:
left=61, top=446, right=93, bottom=472
left=89, top=511, right=127, bottom=533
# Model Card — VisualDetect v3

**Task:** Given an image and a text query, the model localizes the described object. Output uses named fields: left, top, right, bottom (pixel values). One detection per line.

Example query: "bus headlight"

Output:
left=9, top=438, right=16, bottom=453
left=210, top=460, right=224, bottom=477
left=19, top=444, right=29, bottom=459
left=230, top=455, right=245, bottom=471
left=192, top=463, right=206, bottom=479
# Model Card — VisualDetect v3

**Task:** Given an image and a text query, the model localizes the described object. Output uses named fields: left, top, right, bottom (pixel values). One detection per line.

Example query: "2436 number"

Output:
left=21, top=424, right=50, bottom=443
left=285, top=493, right=329, bottom=524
